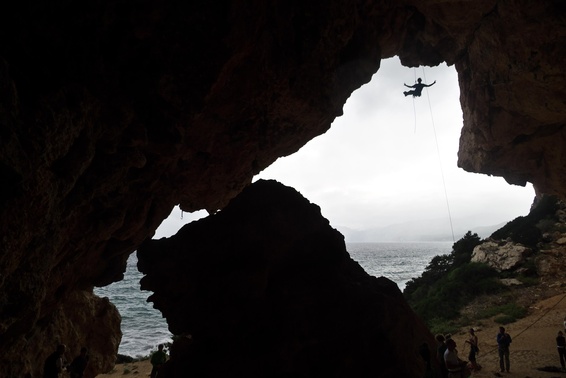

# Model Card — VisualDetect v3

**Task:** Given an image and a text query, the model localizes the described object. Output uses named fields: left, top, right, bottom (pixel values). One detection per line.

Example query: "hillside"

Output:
left=404, top=195, right=566, bottom=376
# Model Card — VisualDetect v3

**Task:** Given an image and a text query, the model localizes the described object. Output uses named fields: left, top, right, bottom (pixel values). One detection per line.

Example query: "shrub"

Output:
left=491, top=195, right=559, bottom=248
left=406, top=262, right=501, bottom=324
left=478, top=303, right=527, bottom=324
left=404, top=232, right=481, bottom=299
left=428, top=318, right=460, bottom=336
left=495, top=315, right=518, bottom=325
left=451, top=231, right=482, bottom=267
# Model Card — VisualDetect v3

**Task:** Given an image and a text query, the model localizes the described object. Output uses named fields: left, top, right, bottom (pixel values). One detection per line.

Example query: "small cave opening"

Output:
left=93, top=207, right=207, bottom=359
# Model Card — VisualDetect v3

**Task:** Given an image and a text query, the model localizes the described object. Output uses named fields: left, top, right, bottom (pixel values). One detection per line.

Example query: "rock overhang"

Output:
left=0, top=1, right=565, bottom=376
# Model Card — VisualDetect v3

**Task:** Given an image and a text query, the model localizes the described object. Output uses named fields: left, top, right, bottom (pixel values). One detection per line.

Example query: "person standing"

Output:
left=557, top=331, right=566, bottom=371
left=150, top=344, right=168, bottom=378
left=497, top=327, right=512, bottom=373
left=43, top=344, right=66, bottom=378
left=465, top=328, right=480, bottom=371
left=435, top=334, right=448, bottom=378
left=68, top=347, right=89, bottom=378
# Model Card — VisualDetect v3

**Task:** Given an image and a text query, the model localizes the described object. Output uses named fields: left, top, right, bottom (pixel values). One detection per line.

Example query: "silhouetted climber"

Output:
left=403, top=78, right=436, bottom=97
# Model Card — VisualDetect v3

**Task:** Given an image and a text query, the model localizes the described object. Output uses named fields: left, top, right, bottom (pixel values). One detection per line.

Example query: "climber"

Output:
left=403, top=78, right=436, bottom=97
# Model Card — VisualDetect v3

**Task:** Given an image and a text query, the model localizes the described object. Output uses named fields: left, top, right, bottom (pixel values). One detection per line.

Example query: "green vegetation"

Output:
left=490, top=195, right=559, bottom=248
left=403, top=196, right=565, bottom=332
left=428, top=319, right=461, bottom=337
left=477, top=303, right=527, bottom=324
left=403, top=230, right=536, bottom=331
left=404, top=232, right=504, bottom=329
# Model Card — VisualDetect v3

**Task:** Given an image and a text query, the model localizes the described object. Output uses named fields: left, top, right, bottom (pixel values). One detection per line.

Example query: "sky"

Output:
left=155, top=57, right=535, bottom=242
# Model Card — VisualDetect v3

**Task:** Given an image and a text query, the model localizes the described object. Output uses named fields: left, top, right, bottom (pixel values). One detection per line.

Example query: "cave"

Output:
left=1, top=1, right=565, bottom=377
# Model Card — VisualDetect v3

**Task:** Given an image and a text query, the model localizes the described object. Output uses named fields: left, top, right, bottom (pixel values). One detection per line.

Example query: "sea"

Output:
left=93, top=241, right=452, bottom=358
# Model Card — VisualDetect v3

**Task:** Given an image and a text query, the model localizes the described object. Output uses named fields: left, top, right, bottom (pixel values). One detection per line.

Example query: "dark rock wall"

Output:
left=0, top=0, right=564, bottom=376
left=455, top=1, right=566, bottom=192
left=138, top=180, right=435, bottom=378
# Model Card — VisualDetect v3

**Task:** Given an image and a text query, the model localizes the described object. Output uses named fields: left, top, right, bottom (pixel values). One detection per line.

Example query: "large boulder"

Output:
left=471, top=240, right=533, bottom=272
left=138, top=180, right=435, bottom=377
left=0, top=289, right=121, bottom=377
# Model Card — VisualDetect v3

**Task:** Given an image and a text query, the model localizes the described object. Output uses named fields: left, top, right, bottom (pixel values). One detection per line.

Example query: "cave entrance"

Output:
left=254, top=56, right=534, bottom=282
left=97, top=57, right=535, bottom=360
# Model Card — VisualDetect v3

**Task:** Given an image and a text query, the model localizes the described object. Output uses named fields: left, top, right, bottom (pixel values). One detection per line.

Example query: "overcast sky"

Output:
left=155, top=57, right=535, bottom=241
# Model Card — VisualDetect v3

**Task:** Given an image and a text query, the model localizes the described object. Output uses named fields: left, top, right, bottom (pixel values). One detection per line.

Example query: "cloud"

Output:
left=154, top=57, right=534, bottom=241
left=255, top=57, right=534, bottom=239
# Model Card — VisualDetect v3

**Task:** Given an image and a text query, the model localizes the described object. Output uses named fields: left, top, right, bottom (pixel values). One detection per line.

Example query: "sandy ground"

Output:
left=96, top=359, right=153, bottom=378
left=451, top=293, right=566, bottom=378
left=96, top=293, right=566, bottom=378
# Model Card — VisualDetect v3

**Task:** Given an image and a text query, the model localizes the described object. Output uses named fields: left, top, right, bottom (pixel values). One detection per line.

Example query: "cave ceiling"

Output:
left=0, top=0, right=565, bottom=376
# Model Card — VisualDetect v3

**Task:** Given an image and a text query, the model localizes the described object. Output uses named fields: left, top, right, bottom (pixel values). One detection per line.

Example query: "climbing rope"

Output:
left=476, top=292, right=566, bottom=359
left=413, top=66, right=456, bottom=242
left=413, top=67, right=418, bottom=133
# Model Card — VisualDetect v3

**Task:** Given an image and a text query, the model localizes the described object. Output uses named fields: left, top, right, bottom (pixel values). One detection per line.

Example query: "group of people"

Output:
left=433, top=322, right=566, bottom=376
left=44, top=343, right=167, bottom=378
left=43, top=344, right=89, bottom=378
left=435, top=329, right=478, bottom=378
left=434, top=326, right=513, bottom=377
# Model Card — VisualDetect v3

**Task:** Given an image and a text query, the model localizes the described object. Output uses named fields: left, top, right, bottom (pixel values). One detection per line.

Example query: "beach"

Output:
left=97, top=359, right=153, bottom=377
left=97, top=292, right=566, bottom=377
left=451, top=293, right=566, bottom=377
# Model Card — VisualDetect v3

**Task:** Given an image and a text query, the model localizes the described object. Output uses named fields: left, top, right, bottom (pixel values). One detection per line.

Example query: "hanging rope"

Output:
left=420, top=66, right=456, bottom=242
left=413, top=67, right=418, bottom=133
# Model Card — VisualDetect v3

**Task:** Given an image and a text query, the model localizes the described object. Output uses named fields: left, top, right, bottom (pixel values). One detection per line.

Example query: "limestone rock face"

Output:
left=0, top=1, right=565, bottom=376
left=455, top=2, right=566, bottom=192
left=537, top=245, right=566, bottom=281
left=138, top=180, right=434, bottom=377
left=0, top=290, right=121, bottom=377
left=471, top=240, right=533, bottom=272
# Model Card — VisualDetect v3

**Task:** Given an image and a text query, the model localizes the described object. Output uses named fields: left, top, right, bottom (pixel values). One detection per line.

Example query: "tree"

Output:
left=451, top=231, right=481, bottom=267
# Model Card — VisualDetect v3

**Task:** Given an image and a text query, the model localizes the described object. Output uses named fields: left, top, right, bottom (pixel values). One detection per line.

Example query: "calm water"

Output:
left=94, top=241, right=452, bottom=357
